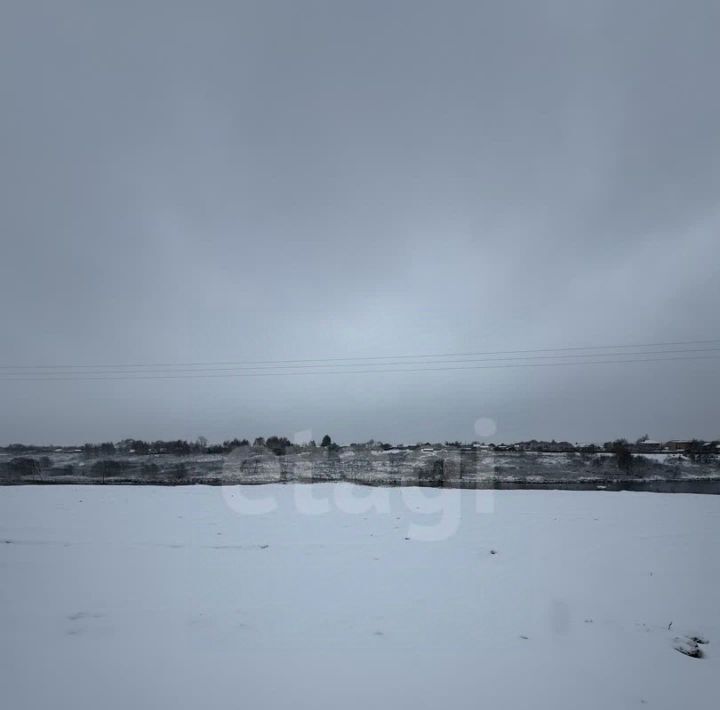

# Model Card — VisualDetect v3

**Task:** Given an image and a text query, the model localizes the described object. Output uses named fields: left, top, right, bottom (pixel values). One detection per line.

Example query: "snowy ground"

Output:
left=0, top=484, right=718, bottom=709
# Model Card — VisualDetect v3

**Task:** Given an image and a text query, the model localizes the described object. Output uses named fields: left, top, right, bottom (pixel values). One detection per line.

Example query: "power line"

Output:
left=2, top=354, right=719, bottom=382
left=1, top=346, right=719, bottom=378
left=1, top=337, right=720, bottom=372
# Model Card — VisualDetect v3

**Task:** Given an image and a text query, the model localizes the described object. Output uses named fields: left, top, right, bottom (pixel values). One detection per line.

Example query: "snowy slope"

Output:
left=0, top=484, right=718, bottom=709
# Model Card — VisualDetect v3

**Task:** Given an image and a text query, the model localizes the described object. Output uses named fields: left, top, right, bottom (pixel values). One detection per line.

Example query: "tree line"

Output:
left=77, top=434, right=338, bottom=457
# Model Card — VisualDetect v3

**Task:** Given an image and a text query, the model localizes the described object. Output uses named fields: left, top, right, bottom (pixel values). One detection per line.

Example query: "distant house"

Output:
left=577, top=443, right=600, bottom=453
left=636, top=439, right=662, bottom=453
left=665, top=440, right=693, bottom=452
left=535, top=441, right=575, bottom=453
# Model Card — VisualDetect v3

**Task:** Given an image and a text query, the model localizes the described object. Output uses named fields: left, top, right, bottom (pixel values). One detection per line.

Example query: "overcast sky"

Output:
left=1, top=0, right=719, bottom=445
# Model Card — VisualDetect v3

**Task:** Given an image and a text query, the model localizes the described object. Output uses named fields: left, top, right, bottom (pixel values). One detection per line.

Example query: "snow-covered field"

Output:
left=1, top=484, right=718, bottom=709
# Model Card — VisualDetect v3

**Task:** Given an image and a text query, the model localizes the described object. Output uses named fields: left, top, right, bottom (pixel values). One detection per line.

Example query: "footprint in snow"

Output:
left=673, top=634, right=708, bottom=659
left=66, top=611, right=106, bottom=636
left=67, top=611, right=104, bottom=621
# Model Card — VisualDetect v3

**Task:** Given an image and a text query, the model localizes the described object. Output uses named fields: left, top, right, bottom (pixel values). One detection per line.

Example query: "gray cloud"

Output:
left=1, top=0, right=719, bottom=444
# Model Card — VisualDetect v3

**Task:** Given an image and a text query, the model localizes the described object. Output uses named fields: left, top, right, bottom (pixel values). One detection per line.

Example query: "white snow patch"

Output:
left=0, top=485, right=717, bottom=710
